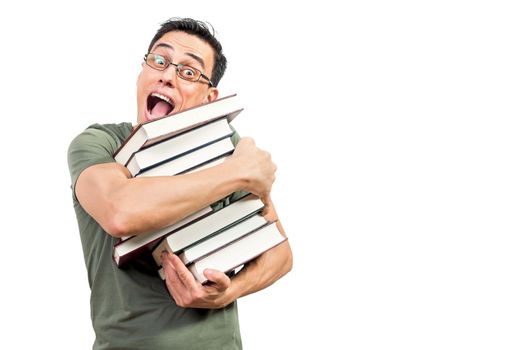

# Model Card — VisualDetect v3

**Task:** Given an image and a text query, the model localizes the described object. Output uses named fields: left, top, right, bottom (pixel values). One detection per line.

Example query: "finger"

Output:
left=260, top=195, right=271, bottom=208
left=203, top=269, right=231, bottom=292
left=161, top=251, right=176, bottom=274
left=163, top=254, right=185, bottom=289
left=170, top=253, right=199, bottom=290
left=161, top=253, right=183, bottom=301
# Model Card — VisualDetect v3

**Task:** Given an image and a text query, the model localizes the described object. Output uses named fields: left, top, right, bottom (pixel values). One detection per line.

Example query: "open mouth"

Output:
left=147, top=92, right=175, bottom=119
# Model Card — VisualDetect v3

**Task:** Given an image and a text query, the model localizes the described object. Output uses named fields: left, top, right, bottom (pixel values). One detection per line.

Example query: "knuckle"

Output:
left=193, top=291, right=204, bottom=302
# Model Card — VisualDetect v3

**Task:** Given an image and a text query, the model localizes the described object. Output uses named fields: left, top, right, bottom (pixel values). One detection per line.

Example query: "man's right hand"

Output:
left=228, top=137, right=276, bottom=201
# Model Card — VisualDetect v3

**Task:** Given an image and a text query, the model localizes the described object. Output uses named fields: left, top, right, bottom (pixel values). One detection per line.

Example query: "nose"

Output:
left=158, top=64, right=178, bottom=88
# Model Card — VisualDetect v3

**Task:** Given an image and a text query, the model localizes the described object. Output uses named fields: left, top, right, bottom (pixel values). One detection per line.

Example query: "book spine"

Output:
left=113, top=236, right=166, bottom=267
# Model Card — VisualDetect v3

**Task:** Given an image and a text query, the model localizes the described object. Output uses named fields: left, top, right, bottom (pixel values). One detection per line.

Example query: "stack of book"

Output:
left=112, top=94, right=287, bottom=283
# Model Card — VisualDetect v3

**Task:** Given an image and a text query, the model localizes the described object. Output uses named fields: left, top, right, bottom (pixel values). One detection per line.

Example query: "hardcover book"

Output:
left=126, top=118, right=233, bottom=176
left=187, top=221, right=286, bottom=283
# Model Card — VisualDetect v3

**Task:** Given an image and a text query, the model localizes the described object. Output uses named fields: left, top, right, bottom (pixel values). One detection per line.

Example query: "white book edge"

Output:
left=151, top=195, right=264, bottom=265
left=136, top=138, right=234, bottom=177
left=127, top=118, right=232, bottom=176
left=189, top=222, right=285, bottom=284
left=179, top=214, right=269, bottom=265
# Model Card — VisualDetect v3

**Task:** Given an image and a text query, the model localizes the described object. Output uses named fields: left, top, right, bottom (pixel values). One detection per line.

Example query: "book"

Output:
left=152, top=194, right=265, bottom=265
left=189, top=221, right=286, bottom=283
left=135, top=137, right=234, bottom=177
left=158, top=221, right=286, bottom=284
left=113, top=206, right=212, bottom=267
left=114, top=94, right=242, bottom=165
left=126, top=118, right=233, bottom=176
left=184, top=155, right=228, bottom=174
left=179, top=214, right=269, bottom=265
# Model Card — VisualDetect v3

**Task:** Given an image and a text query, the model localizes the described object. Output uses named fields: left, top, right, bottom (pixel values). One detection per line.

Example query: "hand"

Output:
left=261, top=196, right=279, bottom=222
left=161, top=252, right=234, bottom=309
left=229, top=137, right=276, bottom=201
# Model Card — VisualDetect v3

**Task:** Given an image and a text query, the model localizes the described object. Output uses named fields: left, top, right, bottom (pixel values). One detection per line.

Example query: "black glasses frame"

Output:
left=144, top=53, right=214, bottom=87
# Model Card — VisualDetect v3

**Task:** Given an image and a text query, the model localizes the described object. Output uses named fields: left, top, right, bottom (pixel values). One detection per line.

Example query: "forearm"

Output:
left=227, top=236, right=292, bottom=301
left=118, top=168, right=243, bottom=234
left=77, top=160, right=247, bottom=237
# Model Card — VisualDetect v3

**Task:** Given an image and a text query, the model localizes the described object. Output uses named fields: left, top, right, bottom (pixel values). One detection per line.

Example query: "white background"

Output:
left=1, top=1, right=523, bottom=349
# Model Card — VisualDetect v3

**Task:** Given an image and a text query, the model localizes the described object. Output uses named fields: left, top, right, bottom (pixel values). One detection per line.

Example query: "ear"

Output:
left=204, top=88, right=219, bottom=103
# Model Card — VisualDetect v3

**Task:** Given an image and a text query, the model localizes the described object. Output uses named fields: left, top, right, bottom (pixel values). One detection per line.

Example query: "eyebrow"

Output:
left=152, top=43, right=206, bottom=70
left=186, top=53, right=206, bottom=70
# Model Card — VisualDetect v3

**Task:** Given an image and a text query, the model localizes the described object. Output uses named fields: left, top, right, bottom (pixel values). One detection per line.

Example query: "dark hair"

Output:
left=147, top=18, right=227, bottom=86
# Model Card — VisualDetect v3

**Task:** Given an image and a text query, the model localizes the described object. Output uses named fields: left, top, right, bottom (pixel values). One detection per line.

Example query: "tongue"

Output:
left=151, top=100, right=172, bottom=118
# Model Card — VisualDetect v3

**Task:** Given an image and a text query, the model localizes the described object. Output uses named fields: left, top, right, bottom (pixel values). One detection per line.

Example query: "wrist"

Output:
left=223, top=271, right=247, bottom=305
left=222, top=157, right=249, bottom=192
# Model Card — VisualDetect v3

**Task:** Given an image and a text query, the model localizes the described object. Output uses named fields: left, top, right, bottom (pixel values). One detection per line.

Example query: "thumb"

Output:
left=203, top=269, right=231, bottom=291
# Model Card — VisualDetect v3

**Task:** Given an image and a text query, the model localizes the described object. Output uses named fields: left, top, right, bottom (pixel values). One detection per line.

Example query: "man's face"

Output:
left=136, top=31, right=217, bottom=124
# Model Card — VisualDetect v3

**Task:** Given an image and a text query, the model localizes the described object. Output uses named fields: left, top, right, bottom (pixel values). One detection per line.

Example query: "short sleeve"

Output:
left=67, top=127, right=120, bottom=201
left=230, top=127, right=240, bottom=146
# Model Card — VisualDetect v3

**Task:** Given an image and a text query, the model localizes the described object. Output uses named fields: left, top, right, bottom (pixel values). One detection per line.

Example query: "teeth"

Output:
left=151, top=93, right=173, bottom=106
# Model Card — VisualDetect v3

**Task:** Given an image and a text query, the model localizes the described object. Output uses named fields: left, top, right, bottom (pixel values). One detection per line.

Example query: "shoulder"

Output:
left=230, top=126, right=241, bottom=146
left=68, top=122, right=132, bottom=153
left=67, top=122, right=133, bottom=191
left=86, top=122, right=133, bottom=144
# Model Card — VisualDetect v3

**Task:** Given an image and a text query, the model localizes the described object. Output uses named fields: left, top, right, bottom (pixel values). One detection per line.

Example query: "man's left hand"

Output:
left=161, top=252, right=234, bottom=309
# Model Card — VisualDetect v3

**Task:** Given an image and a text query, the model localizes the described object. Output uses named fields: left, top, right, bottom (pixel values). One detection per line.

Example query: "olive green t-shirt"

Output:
left=67, top=122, right=242, bottom=350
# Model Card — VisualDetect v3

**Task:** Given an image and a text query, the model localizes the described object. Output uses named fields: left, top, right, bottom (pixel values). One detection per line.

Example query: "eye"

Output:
left=153, top=55, right=167, bottom=67
left=180, top=66, right=197, bottom=79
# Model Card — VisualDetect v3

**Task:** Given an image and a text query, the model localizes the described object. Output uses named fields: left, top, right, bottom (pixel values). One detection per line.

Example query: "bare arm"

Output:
left=75, top=137, right=275, bottom=237
left=161, top=197, right=293, bottom=309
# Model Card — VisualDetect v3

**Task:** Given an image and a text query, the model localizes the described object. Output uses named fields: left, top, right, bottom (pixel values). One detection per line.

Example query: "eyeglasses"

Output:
left=144, top=53, right=214, bottom=87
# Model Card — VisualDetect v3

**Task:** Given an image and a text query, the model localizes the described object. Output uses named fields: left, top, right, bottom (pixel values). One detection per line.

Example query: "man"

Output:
left=68, top=17, right=292, bottom=349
